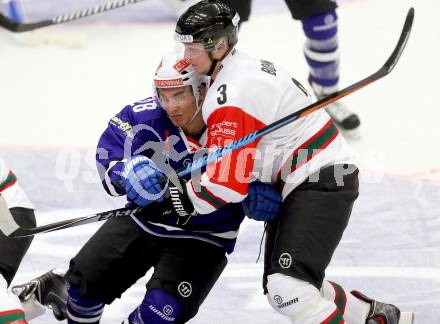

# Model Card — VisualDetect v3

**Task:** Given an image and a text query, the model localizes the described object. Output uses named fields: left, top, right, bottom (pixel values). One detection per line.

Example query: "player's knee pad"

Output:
left=266, top=273, right=335, bottom=323
left=127, top=288, right=182, bottom=324
left=67, top=283, right=104, bottom=324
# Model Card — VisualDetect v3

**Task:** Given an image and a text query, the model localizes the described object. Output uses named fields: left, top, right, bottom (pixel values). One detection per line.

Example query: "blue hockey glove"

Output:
left=242, top=181, right=282, bottom=222
left=122, top=155, right=166, bottom=206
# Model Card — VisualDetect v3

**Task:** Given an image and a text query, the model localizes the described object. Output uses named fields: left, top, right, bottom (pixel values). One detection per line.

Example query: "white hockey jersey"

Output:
left=0, top=158, right=33, bottom=209
left=185, top=49, right=354, bottom=214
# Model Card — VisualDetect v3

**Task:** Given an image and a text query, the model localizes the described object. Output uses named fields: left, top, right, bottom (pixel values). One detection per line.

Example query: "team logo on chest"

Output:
left=278, top=253, right=293, bottom=268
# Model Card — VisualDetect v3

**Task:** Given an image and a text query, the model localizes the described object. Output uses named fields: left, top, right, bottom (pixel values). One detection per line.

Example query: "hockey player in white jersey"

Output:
left=0, top=158, right=68, bottom=322
left=126, top=1, right=414, bottom=323
left=220, top=0, right=361, bottom=134
left=0, top=158, right=39, bottom=323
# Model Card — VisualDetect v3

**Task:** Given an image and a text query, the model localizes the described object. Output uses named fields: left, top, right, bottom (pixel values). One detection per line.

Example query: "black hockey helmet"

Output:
left=175, top=0, right=240, bottom=52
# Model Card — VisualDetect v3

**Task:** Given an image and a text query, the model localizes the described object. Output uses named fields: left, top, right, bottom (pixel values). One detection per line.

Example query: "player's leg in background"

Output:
left=286, top=0, right=361, bottom=134
left=3, top=0, right=24, bottom=22
left=124, top=237, right=227, bottom=323
left=0, top=207, right=38, bottom=322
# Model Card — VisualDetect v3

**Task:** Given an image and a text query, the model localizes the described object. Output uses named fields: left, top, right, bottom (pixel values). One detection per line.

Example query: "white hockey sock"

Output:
left=321, top=280, right=370, bottom=323
left=266, top=273, right=344, bottom=324
left=0, top=275, right=27, bottom=322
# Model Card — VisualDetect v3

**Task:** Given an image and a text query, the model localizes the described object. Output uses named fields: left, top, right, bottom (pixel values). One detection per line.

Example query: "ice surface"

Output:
left=1, top=0, right=439, bottom=322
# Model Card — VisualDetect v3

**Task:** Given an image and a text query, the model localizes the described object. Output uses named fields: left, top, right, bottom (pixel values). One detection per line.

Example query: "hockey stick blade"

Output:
left=0, top=0, right=148, bottom=32
left=4, top=8, right=413, bottom=238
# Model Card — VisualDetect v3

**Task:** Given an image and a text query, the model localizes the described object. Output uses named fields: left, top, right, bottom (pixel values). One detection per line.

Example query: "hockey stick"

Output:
left=0, top=0, right=148, bottom=32
left=0, top=199, right=143, bottom=237
left=0, top=8, right=414, bottom=238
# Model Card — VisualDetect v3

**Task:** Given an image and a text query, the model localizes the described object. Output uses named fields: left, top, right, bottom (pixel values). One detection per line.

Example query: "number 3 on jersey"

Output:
left=217, top=84, right=227, bottom=105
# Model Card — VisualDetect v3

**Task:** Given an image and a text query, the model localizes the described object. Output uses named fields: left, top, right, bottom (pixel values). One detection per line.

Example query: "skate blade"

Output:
left=399, top=312, right=415, bottom=324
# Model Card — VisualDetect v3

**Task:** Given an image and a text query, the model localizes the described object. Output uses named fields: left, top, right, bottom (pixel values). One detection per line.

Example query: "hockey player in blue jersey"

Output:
left=37, top=50, right=281, bottom=324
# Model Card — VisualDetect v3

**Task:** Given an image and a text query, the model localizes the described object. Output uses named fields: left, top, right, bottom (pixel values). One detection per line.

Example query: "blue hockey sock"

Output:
left=6, top=0, right=24, bottom=23
left=302, top=10, right=339, bottom=92
left=67, top=283, right=104, bottom=324
left=127, top=289, right=183, bottom=323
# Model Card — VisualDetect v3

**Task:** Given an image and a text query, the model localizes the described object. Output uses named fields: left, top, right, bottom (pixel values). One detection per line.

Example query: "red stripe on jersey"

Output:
left=191, top=177, right=227, bottom=209
left=0, top=170, right=17, bottom=192
left=276, top=119, right=339, bottom=191
left=0, top=309, right=27, bottom=323
left=329, top=281, right=347, bottom=315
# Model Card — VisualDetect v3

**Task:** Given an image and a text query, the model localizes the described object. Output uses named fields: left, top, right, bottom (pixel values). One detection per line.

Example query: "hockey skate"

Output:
left=324, top=100, right=360, bottom=131
left=351, top=290, right=415, bottom=324
left=12, top=268, right=68, bottom=321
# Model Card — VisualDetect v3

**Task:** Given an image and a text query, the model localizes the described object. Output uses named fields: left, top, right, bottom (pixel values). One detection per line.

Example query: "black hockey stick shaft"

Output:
left=3, top=8, right=414, bottom=238
left=12, top=206, right=142, bottom=237
left=0, top=0, right=148, bottom=32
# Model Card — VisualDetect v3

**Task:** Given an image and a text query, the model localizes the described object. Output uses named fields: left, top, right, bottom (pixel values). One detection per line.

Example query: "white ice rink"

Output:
left=1, top=0, right=439, bottom=322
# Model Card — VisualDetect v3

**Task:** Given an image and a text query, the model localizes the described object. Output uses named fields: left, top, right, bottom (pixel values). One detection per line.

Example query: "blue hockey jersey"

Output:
left=96, top=96, right=246, bottom=254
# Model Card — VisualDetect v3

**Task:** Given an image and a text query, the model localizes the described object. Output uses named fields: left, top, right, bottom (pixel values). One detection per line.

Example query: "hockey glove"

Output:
left=242, top=181, right=282, bottom=221
left=122, top=155, right=166, bottom=206
left=123, top=155, right=196, bottom=219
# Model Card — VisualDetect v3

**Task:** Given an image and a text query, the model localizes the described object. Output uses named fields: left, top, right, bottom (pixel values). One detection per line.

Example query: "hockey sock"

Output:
left=67, top=284, right=104, bottom=324
left=6, top=0, right=24, bottom=23
left=302, top=10, right=339, bottom=95
left=266, top=273, right=344, bottom=323
left=0, top=275, right=27, bottom=324
left=127, top=288, right=182, bottom=323
left=321, top=280, right=370, bottom=322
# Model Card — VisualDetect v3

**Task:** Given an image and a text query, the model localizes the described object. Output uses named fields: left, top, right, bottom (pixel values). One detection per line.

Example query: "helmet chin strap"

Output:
left=187, top=102, right=202, bottom=125
left=206, top=44, right=234, bottom=77
left=206, top=52, right=218, bottom=77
